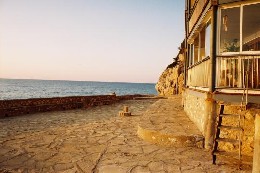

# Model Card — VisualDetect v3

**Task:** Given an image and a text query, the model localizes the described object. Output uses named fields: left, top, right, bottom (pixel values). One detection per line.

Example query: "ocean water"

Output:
left=0, top=79, right=157, bottom=100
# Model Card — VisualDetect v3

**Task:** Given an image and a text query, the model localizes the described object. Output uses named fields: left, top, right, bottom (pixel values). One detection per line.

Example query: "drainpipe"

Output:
left=184, top=9, right=188, bottom=88
left=184, top=40, right=187, bottom=88
left=204, top=3, right=218, bottom=150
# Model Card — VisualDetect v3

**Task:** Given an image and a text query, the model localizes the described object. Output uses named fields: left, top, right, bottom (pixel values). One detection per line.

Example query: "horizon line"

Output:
left=0, top=77, right=156, bottom=85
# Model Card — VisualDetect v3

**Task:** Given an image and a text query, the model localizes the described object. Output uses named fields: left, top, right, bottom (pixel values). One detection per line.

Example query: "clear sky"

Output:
left=0, top=0, right=184, bottom=83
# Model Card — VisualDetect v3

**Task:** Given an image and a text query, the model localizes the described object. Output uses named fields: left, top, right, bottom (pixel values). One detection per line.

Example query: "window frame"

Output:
left=218, top=2, right=260, bottom=55
left=187, top=18, right=211, bottom=67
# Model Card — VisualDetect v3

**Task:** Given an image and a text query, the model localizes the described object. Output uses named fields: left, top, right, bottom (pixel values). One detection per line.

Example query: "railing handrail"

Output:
left=216, top=55, right=260, bottom=89
left=217, top=53, right=260, bottom=57
left=217, top=56, right=260, bottom=60
left=187, top=56, right=210, bottom=69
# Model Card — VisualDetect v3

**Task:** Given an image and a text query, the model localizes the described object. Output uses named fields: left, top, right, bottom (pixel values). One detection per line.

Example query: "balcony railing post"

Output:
left=209, top=4, right=217, bottom=93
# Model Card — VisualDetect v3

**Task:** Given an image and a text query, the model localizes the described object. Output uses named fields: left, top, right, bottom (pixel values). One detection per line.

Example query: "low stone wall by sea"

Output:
left=0, top=94, right=144, bottom=118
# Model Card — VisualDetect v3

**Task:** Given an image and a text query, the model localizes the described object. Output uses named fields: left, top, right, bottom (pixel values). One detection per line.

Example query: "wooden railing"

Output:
left=216, top=55, right=260, bottom=89
left=187, top=57, right=210, bottom=87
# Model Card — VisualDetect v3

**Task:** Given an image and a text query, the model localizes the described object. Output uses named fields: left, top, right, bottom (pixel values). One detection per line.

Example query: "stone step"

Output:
left=213, top=151, right=253, bottom=165
left=218, top=102, right=248, bottom=110
left=137, top=126, right=204, bottom=148
left=219, top=102, right=247, bottom=106
left=136, top=98, right=204, bottom=148
left=218, top=125, right=243, bottom=131
left=219, top=113, right=240, bottom=117
left=216, top=138, right=240, bottom=145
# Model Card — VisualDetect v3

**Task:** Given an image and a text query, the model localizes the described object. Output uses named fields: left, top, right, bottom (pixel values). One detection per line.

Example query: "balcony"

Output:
left=216, top=55, right=260, bottom=89
left=188, top=0, right=209, bottom=33
left=187, top=57, right=210, bottom=87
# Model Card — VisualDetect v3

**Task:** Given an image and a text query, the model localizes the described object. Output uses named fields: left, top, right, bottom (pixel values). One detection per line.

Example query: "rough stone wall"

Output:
left=218, top=105, right=259, bottom=156
left=181, top=81, right=258, bottom=157
left=183, top=89, right=259, bottom=156
left=0, top=94, right=144, bottom=118
left=182, top=91, right=208, bottom=136
left=155, top=54, right=184, bottom=96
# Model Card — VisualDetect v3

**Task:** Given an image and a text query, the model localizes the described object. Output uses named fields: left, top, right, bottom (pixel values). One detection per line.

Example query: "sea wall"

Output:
left=0, top=94, right=144, bottom=118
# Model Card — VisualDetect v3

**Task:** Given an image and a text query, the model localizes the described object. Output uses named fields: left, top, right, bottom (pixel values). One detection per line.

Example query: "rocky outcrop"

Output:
left=156, top=53, right=184, bottom=96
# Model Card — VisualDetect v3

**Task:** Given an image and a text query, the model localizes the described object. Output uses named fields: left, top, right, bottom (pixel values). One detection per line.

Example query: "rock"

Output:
left=156, top=52, right=184, bottom=96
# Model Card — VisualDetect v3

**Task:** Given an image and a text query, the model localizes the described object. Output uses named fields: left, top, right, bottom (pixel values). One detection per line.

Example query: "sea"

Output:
left=0, top=79, right=157, bottom=100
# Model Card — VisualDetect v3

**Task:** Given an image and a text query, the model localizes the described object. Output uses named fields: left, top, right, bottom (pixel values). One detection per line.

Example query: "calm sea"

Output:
left=0, top=79, right=157, bottom=100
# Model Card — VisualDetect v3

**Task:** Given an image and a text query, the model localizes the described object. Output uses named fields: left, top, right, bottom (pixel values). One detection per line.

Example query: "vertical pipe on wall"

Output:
left=184, top=5, right=189, bottom=88
left=184, top=40, right=188, bottom=87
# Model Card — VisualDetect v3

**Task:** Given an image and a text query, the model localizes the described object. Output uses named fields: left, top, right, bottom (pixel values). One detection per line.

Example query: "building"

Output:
left=183, top=0, right=260, bottom=171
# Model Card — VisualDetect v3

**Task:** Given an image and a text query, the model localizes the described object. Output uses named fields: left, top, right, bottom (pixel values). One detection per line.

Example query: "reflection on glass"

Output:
left=242, top=3, right=260, bottom=51
left=188, top=44, right=194, bottom=66
left=200, top=27, right=206, bottom=60
left=220, top=7, right=240, bottom=53
left=205, top=21, right=211, bottom=57
left=194, top=36, right=199, bottom=63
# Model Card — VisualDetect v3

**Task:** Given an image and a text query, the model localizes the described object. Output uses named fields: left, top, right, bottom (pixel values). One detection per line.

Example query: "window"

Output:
left=188, top=20, right=211, bottom=66
left=188, top=44, right=194, bottom=66
left=205, top=22, right=211, bottom=57
left=219, top=3, right=260, bottom=54
left=220, top=7, right=240, bottom=53
left=242, top=3, right=260, bottom=51
left=199, top=27, right=206, bottom=60
left=194, top=35, right=199, bottom=63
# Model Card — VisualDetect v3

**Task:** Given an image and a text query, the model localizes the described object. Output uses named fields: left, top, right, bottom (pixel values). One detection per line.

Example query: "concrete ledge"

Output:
left=136, top=97, right=204, bottom=148
left=137, top=126, right=204, bottom=148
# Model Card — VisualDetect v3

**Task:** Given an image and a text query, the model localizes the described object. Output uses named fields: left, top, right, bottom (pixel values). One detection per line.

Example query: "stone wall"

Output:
left=218, top=105, right=259, bottom=156
left=183, top=88, right=259, bottom=156
left=182, top=89, right=209, bottom=136
left=155, top=52, right=184, bottom=96
left=0, top=94, right=144, bottom=118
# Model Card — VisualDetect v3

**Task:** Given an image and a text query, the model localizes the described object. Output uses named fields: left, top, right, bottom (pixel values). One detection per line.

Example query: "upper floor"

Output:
left=185, top=0, right=257, bottom=36
left=185, top=0, right=260, bottom=92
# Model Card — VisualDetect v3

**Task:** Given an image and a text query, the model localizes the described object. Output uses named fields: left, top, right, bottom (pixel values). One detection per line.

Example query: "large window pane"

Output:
left=194, top=36, right=199, bottom=63
left=199, top=27, right=206, bottom=60
left=242, top=3, right=260, bottom=51
left=205, top=22, right=211, bottom=57
left=220, top=7, right=240, bottom=53
left=189, top=44, right=194, bottom=66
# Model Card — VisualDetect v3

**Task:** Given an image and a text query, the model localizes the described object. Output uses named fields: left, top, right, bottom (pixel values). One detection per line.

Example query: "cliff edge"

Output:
left=155, top=52, right=184, bottom=96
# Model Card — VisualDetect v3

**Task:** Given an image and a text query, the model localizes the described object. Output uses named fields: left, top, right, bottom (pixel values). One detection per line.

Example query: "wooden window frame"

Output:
left=218, top=1, right=260, bottom=56
left=187, top=19, right=211, bottom=67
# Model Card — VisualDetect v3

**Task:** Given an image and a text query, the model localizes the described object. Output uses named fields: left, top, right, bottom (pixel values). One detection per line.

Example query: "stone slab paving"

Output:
left=0, top=97, right=252, bottom=172
left=137, top=96, right=204, bottom=148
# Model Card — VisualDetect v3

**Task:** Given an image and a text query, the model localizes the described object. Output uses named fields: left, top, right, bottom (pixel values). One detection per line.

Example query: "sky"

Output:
left=0, top=0, right=185, bottom=83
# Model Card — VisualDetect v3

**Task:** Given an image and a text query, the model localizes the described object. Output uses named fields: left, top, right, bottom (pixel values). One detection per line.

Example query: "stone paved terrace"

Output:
left=0, top=96, right=252, bottom=172
left=137, top=96, right=204, bottom=148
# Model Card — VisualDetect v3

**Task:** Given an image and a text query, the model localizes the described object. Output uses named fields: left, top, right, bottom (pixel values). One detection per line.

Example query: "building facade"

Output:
left=183, top=0, right=260, bottom=170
